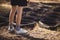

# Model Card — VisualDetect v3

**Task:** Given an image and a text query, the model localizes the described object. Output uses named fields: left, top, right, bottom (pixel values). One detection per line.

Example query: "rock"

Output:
left=53, top=7, right=60, bottom=12
left=23, top=8, right=32, bottom=12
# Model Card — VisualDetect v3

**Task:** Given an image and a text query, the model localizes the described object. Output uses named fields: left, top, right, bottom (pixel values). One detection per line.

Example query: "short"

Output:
left=11, top=0, right=27, bottom=6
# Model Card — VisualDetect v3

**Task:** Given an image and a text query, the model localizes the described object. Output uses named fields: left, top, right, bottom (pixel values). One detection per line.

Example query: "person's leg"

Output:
left=15, top=6, right=27, bottom=34
left=8, top=6, right=17, bottom=31
left=16, top=6, right=23, bottom=26
left=9, top=6, right=17, bottom=25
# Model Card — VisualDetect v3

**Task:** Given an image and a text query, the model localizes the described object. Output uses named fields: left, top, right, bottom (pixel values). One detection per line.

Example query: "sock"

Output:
left=9, top=23, right=13, bottom=28
left=15, top=25, right=20, bottom=30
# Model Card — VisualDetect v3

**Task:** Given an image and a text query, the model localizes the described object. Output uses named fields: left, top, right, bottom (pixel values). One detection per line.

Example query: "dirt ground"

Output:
left=0, top=23, right=60, bottom=40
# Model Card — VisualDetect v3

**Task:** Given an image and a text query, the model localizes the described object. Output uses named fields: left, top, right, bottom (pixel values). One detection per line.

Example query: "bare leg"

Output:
left=15, top=6, right=28, bottom=34
left=9, top=6, right=17, bottom=24
left=16, top=6, right=23, bottom=26
left=8, top=6, right=17, bottom=31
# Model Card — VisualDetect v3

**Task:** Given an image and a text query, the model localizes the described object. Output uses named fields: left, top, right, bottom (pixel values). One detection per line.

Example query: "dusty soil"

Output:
left=0, top=23, right=60, bottom=40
